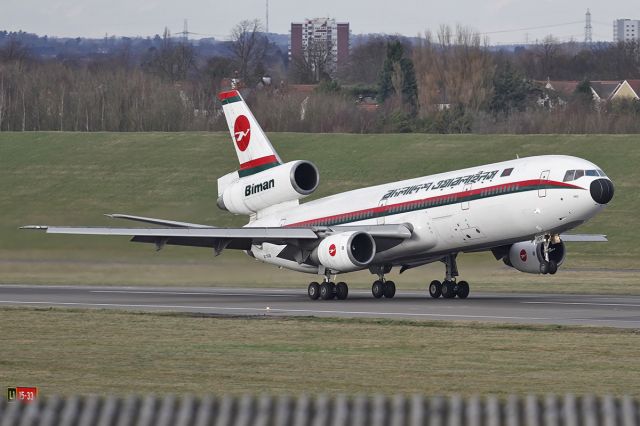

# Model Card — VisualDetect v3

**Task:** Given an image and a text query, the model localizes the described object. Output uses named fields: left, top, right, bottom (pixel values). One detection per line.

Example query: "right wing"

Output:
left=22, top=220, right=413, bottom=255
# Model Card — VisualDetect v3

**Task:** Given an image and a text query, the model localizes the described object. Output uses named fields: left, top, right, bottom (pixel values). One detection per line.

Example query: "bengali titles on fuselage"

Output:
left=380, top=169, right=501, bottom=201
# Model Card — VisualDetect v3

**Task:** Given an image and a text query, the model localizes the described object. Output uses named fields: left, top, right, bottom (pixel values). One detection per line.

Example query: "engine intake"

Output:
left=315, top=231, right=376, bottom=273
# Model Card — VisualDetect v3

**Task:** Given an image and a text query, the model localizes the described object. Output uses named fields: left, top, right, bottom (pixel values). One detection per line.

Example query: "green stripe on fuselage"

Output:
left=221, top=96, right=242, bottom=105
left=299, top=183, right=576, bottom=227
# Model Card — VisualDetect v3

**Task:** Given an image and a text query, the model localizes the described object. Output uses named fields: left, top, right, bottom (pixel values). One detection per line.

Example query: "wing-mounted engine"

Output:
left=312, top=231, right=376, bottom=273
left=217, top=161, right=319, bottom=215
left=503, top=240, right=566, bottom=275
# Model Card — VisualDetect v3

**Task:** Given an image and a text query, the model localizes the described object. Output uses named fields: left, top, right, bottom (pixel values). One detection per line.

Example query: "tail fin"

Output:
left=218, top=90, right=282, bottom=178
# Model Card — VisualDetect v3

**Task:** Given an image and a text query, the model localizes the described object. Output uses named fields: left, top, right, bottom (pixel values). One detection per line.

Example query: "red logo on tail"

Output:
left=329, top=244, right=337, bottom=257
left=233, top=115, right=251, bottom=151
left=520, top=249, right=528, bottom=262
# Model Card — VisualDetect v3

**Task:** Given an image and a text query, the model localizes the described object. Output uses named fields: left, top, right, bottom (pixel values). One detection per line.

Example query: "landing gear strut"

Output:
left=539, top=235, right=558, bottom=275
left=370, top=265, right=396, bottom=299
left=428, top=254, right=470, bottom=299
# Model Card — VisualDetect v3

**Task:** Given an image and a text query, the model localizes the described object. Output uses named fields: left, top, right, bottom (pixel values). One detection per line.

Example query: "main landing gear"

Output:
left=308, top=278, right=349, bottom=301
left=370, top=265, right=396, bottom=299
left=428, top=254, right=470, bottom=299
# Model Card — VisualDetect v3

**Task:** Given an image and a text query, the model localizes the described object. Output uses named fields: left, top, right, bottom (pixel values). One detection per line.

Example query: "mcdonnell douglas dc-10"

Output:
left=24, top=90, right=614, bottom=300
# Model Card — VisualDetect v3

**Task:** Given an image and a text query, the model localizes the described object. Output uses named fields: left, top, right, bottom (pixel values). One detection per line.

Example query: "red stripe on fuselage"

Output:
left=285, top=179, right=583, bottom=228
left=218, top=90, right=241, bottom=101
left=240, top=155, right=280, bottom=170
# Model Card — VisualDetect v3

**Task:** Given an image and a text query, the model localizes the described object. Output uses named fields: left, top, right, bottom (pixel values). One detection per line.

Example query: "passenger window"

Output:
left=586, top=170, right=598, bottom=177
left=563, top=170, right=575, bottom=182
left=574, top=170, right=585, bottom=179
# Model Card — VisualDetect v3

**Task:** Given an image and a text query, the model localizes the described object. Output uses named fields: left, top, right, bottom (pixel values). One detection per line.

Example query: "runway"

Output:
left=1, top=284, right=640, bottom=328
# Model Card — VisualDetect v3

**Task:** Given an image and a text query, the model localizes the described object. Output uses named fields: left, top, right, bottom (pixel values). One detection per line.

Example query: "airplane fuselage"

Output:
left=249, top=155, right=609, bottom=274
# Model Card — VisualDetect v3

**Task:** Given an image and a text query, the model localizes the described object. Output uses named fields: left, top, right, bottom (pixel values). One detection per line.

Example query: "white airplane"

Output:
left=24, top=90, right=614, bottom=301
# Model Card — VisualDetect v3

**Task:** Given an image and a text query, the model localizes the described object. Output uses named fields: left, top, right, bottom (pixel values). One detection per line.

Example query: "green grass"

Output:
left=1, top=307, right=639, bottom=396
left=1, top=132, right=639, bottom=291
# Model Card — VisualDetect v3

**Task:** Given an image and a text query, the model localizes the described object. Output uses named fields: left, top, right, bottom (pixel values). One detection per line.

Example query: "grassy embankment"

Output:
left=1, top=308, right=639, bottom=396
left=1, top=132, right=638, bottom=293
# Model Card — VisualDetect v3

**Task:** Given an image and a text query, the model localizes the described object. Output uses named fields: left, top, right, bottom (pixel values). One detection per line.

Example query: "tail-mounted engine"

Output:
left=217, top=161, right=319, bottom=215
left=503, top=240, right=566, bottom=275
left=312, top=231, right=376, bottom=273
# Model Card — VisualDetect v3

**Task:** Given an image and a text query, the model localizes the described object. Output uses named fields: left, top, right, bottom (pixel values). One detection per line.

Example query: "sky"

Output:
left=1, top=0, right=638, bottom=44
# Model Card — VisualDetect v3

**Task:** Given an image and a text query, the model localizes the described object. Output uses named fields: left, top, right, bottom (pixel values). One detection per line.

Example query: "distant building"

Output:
left=289, top=18, right=350, bottom=77
left=613, top=19, right=640, bottom=42
left=538, top=79, right=639, bottom=108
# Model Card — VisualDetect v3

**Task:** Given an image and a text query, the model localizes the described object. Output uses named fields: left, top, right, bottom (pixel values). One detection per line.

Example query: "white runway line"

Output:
left=91, top=290, right=292, bottom=297
left=523, top=301, right=640, bottom=308
left=0, top=299, right=556, bottom=321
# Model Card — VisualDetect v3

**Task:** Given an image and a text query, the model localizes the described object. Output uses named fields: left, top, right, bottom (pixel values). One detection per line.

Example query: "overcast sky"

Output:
left=1, top=0, right=637, bottom=44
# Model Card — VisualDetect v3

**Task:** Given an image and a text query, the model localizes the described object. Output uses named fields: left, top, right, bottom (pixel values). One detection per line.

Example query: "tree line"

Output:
left=0, top=24, right=639, bottom=133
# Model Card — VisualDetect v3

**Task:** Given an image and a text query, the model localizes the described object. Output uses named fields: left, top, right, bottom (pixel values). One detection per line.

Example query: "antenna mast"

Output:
left=266, top=0, right=269, bottom=33
left=584, top=9, right=592, bottom=44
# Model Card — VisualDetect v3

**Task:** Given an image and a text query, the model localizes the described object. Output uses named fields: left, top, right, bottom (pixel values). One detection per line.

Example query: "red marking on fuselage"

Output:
left=285, top=179, right=584, bottom=228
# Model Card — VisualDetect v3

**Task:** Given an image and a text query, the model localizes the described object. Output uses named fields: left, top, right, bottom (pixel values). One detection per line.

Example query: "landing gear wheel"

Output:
left=429, top=280, right=442, bottom=298
left=383, top=281, right=396, bottom=298
left=308, top=282, right=320, bottom=300
left=441, top=280, right=457, bottom=299
left=372, top=280, right=384, bottom=299
left=320, top=282, right=334, bottom=300
left=336, top=282, right=349, bottom=300
left=456, top=281, right=470, bottom=299
left=548, top=260, right=558, bottom=275
left=540, top=261, right=550, bottom=275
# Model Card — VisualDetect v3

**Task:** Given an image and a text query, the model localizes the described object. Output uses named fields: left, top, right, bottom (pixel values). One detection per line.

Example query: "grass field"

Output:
left=1, top=132, right=639, bottom=292
left=1, top=307, right=639, bottom=397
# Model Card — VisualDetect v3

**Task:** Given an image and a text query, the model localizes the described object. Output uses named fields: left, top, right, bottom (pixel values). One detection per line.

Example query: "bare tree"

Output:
left=229, top=20, right=267, bottom=84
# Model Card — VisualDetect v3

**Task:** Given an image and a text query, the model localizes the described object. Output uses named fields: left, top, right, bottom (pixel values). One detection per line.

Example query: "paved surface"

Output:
left=1, top=284, right=640, bottom=328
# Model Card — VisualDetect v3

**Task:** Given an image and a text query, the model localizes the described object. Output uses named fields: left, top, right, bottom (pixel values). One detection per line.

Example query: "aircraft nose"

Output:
left=590, top=178, right=614, bottom=204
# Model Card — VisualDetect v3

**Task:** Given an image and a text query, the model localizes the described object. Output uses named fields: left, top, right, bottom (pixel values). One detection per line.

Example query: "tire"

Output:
left=548, top=260, right=558, bottom=275
left=540, top=261, right=549, bottom=275
left=442, top=281, right=456, bottom=299
left=336, top=282, right=349, bottom=300
left=308, top=282, right=320, bottom=300
left=320, top=282, right=333, bottom=300
left=457, top=281, right=470, bottom=299
left=383, top=281, right=396, bottom=298
left=429, top=280, right=442, bottom=298
left=371, top=280, right=384, bottom=298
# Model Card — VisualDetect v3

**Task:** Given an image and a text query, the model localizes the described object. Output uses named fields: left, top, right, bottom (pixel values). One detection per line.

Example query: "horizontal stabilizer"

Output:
left=106, top=214, right=211, bottom=229
left=560, top=234, right=608, bottom=242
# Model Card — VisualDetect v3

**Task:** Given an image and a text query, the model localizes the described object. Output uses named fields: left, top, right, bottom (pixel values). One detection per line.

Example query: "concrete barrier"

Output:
left=0, top=394, right=638, bottom=426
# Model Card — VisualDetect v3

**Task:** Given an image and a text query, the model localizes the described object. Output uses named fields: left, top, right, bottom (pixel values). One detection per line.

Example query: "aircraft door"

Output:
left=538, top=170, right=550, bottom=197
left=377, top=199, right=388, bottom=224
left=461, top=183, right=471, bottom=210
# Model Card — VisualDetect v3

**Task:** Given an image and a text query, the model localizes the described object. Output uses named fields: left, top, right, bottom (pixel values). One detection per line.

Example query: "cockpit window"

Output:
left=563, top=169, right=601, bottom=182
